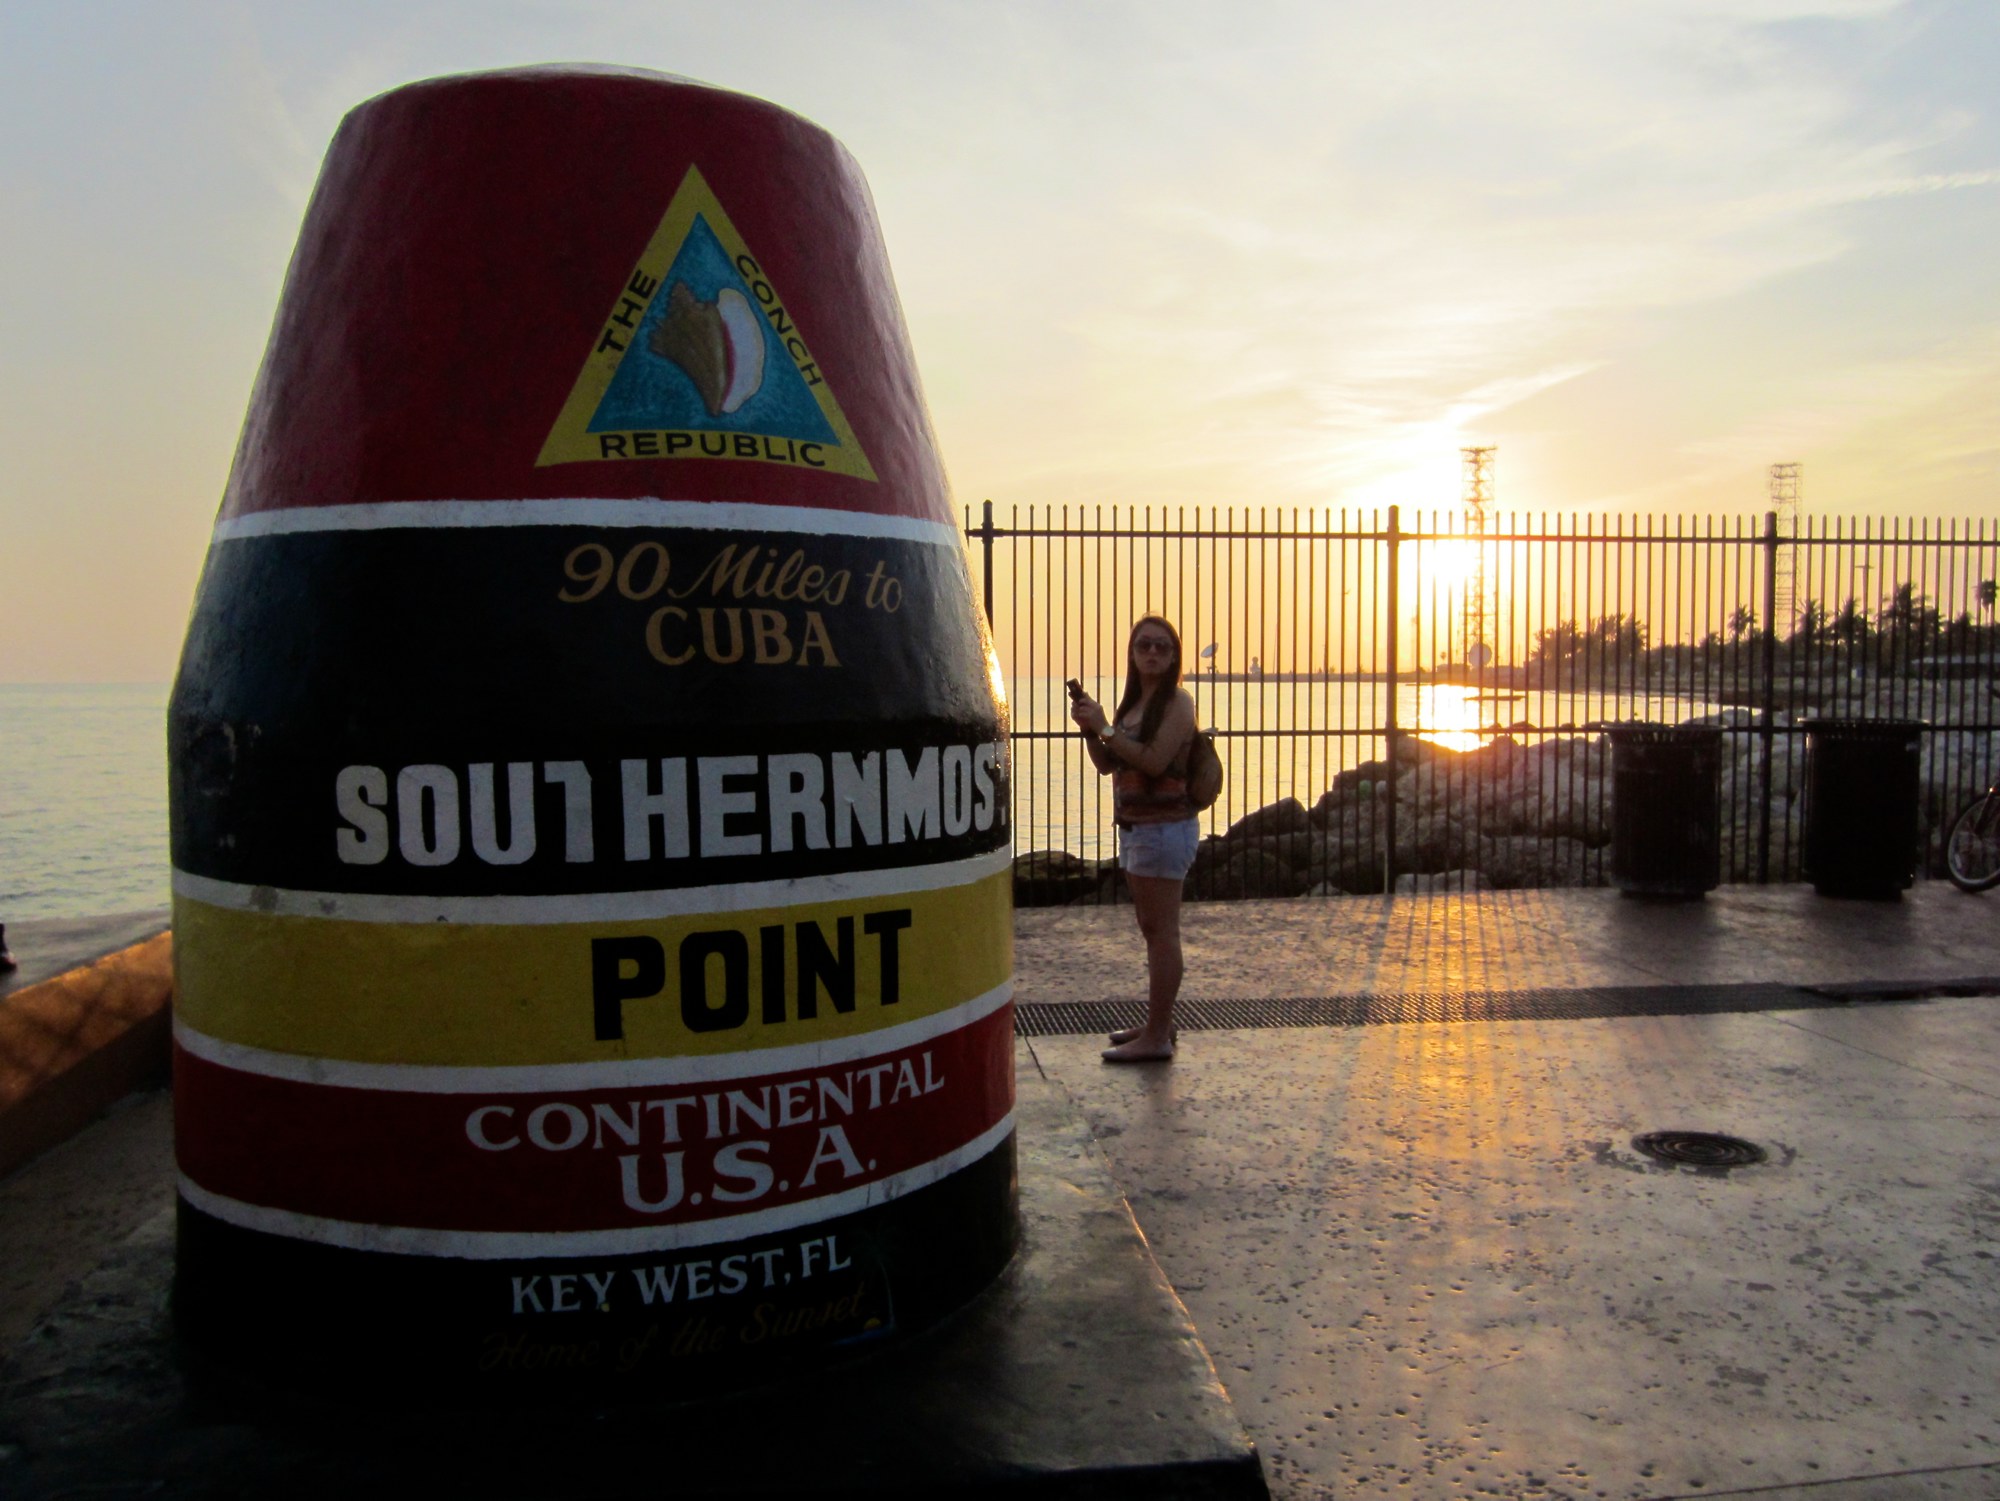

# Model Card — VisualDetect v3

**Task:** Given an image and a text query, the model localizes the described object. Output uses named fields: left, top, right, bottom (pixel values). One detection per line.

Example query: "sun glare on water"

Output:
left=1415, top=682, right=1488, bottom=754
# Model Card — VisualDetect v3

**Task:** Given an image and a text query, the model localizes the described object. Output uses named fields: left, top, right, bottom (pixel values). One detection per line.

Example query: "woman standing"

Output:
left=1071, top=615, right=1200, bottom=1063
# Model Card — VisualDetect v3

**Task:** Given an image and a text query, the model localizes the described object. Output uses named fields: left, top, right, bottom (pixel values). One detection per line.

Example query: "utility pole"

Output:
left=1769, top=462, right=1800, bottom=641
left=1460, top=446, right=1495, bottom=668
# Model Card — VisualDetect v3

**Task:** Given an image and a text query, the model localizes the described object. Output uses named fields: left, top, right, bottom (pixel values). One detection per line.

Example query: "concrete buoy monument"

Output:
left=168, top=66, right=1014, bottom=1396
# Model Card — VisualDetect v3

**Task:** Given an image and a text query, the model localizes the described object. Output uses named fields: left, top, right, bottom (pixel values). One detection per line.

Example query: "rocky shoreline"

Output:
left=1014, top=711, right=2000, bottom=906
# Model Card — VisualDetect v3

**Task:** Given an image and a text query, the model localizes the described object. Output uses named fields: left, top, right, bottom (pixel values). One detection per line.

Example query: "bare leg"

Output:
left=1103, top=873, right=1183, bottom=1062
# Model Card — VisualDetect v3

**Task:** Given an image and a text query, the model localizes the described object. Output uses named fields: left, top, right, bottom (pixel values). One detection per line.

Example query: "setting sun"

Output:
left=1424, top=538, right=1482, bottom=591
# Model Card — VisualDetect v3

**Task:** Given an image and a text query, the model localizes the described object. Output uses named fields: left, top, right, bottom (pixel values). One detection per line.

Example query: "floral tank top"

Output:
left=1111, top=725, right=1194, bottom=827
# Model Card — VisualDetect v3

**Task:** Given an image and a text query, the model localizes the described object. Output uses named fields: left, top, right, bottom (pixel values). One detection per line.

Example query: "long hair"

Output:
left=1114, top=615, right=1183, bottom=746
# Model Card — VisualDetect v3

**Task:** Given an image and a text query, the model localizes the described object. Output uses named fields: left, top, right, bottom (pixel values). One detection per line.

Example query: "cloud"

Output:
left=914, top=0, right=2000, bottom=515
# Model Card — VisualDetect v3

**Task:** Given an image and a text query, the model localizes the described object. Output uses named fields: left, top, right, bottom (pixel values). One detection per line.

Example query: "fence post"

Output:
left=1384, top=505, right=1400, bottom=894
left=975, top=498, right=997, bottom=626
left=1758, top=510, right=1779, bottom=882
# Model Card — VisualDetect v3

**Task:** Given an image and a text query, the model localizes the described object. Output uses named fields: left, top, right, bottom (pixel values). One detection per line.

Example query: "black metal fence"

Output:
left=966, top=503, right=2000, bottom=901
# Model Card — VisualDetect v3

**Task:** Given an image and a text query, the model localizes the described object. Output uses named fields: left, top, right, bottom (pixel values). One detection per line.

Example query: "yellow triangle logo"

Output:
left=537, top=166, right=876, bottom=481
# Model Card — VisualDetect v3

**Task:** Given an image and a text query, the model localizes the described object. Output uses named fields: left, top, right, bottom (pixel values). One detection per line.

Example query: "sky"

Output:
left=2, top=0, right=1996, bottom=681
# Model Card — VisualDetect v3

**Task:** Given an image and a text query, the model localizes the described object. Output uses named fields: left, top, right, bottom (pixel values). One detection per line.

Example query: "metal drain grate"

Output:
left=1012, top=977, right=2000, bottom=1038
left=1631, top=1131, right=1768, bottom=1169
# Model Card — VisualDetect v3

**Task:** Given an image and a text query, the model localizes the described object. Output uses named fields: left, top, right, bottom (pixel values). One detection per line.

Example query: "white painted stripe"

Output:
left=172, top=978, right=1012, bottom=1092
left=170, top=846, right=1011, bottom=925
left=177, top=1115, right=1015, bottom=1259
left=208, top=498, right=958, bottom=548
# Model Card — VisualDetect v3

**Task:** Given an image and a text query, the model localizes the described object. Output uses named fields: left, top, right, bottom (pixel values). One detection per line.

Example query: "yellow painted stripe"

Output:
left=173, top=869, right=1010, bottom=1067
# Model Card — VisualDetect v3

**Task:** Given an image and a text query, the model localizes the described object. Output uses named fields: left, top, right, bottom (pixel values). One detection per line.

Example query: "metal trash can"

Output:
left=1802, top=718, right=1924, bottom=898
left=1607, top=724, right=1722, bottom=898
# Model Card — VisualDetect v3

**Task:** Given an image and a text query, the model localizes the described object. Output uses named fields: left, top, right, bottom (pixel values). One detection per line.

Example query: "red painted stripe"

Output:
left=175, top=1005, right=1013, bottom=1233
left=218, top=71, right=945, bottom=523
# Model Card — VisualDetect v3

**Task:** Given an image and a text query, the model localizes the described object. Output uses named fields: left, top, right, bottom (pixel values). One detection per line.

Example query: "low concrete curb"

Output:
left=0, top=925, right=173, bottom=1180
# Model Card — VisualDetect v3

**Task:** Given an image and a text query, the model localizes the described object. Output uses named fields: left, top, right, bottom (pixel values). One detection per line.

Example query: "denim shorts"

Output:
left=1118, top=817, right=1201, bottom=880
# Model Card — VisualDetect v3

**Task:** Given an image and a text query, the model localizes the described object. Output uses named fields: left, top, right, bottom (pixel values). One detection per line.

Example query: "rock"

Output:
left=1245, top=830, right=1320, bottom=872
left=1190, top=844, right=1309, bottom=900
left=1721, top=803, right=1803, bottom=883
left=1681, top=708, right=1762, bottom=730
left=1391, top=735, right=1449, bottom=768
left=1225, top=797, right=1311, bottom=841
left=1476, top=835, right=1607, bottom=890
left=1186, top=833, right=1232, bottom=870
left=1312, top=778, right=1389, bottom=826
left=1310, top=836, right=1389, bottom=895
left=1401, top=763, right=1448, bottom=806
left=1395, top=808, right=1478, bottom=872
left=1012, top=849, right=1110, bottom=907
left=1314, top=798, right=1389, bottom=845
left=1761, top=734, right=1807, bottom=802
left=1032, top=713, right=2000, bottom=899
left=1480, top=749, right=1612, bottom=846
left=1181, top=836, right=1233, bottom=899
left=1429, top=736, right=1522, bottom=786
left=1921, top=730, right=2000, bottom=825
left=1085, top=868, right=1128, bottom=905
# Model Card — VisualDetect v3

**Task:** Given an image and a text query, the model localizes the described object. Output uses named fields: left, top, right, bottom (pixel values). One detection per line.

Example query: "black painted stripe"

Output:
left=171, top=525, right=1009, bottom=893
left=173, top=1130, right=1018, bottom=1398
left=172, top=732, right=1010, bottom=893
left=173, top=527, right=995, bottom=731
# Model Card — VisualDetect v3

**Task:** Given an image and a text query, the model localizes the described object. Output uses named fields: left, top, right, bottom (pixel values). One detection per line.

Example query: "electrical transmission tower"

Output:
left=1461, top=446, right=1495, bottom=666
left=1770, top=462, right=1800, bottom=641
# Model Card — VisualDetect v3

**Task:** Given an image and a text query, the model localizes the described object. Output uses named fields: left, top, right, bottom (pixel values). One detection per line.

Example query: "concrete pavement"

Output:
left=1014, top=883, right=2000, bottom=1005
left=1017, top=882, right=2000, bottom=1500
left=6, top=882, right=2000, bottom=1497
left=0, top=1064, right=1268, bottom=1500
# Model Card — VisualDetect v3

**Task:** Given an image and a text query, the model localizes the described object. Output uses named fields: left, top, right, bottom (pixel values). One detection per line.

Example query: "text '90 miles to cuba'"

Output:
left=560, top=537, right=909, bottom=670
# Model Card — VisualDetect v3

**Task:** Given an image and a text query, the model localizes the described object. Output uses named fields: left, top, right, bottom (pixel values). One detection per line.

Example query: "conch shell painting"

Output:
left=648, top=282, right=767, bottom=416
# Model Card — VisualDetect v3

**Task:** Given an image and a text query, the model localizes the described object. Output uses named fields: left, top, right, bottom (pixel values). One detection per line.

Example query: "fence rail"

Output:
left=966, top=503, right=2000, bottom=902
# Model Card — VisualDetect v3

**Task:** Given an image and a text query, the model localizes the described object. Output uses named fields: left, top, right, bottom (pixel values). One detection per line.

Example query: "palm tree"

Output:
left=1877, top=582, right=1938, bottom=636
left=1875, top=582, right=1940, bottom=670
left=1527, top=619, right=1584, bottom=674
left=1585, top=613, right=1647, bottom=686
left=1726, top=605, right=1757, bottom=643
left=1588, top=613, right=1647, bottom=657
left=1830, top=597, right=1869, bottom=648
left=1790, top=598, right=1826, bottom=648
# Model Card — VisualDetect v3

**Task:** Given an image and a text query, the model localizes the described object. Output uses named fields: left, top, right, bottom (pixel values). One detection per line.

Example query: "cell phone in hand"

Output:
left=1065, top=678, right=1086, bottom=702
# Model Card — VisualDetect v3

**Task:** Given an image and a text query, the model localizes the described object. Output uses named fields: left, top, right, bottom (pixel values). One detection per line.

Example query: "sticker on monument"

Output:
left=538, top=166, right=876, bottom=481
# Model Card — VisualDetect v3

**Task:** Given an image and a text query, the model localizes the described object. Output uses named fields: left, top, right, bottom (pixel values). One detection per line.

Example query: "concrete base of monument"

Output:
left=0, top=1052, right=1269, bottom=1500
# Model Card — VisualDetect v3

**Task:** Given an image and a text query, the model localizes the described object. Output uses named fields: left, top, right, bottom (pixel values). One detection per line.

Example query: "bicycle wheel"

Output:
left=1945, top=791, right=2000, bottom=892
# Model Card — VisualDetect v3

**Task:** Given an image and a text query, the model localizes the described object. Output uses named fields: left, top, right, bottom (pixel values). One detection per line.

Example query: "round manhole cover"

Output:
left=1632, top=1131, right=1767, bottom=1169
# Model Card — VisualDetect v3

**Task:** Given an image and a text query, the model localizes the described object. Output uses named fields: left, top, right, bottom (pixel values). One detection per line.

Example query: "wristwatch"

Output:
left=1097, top=723, right=1118, bottom=743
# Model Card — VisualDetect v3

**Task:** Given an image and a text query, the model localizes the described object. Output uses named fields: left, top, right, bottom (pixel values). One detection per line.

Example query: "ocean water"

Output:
left=0, top=683, right=171, bottom=920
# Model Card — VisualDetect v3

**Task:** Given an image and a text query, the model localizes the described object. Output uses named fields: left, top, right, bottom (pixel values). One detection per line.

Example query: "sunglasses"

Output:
left=1132, top=637, right=1176, bottom=654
